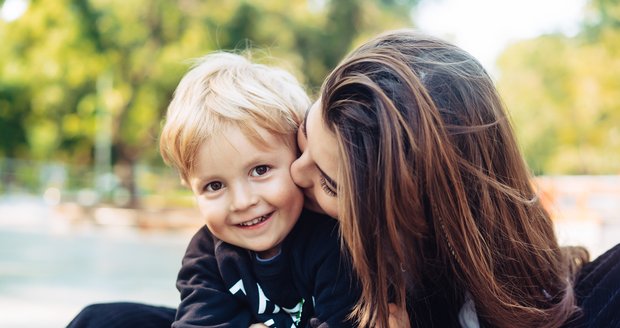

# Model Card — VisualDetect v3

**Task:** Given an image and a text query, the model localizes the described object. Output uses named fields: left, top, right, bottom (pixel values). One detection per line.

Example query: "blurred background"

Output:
left=0, top=0, right=618, bottom=327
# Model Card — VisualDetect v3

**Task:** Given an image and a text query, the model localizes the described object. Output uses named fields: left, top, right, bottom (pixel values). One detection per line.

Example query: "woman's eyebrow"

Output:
left=303, top=104, right=337, bottom=188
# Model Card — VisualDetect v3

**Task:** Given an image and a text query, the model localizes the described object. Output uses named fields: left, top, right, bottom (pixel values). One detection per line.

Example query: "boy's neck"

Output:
left=255, top=247, right=282, bottom=261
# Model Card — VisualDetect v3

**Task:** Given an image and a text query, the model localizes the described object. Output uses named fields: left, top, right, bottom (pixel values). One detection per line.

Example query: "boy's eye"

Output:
left=250, top=165, right=270, bottom=177
left=205, top=181, right=223, bottom=192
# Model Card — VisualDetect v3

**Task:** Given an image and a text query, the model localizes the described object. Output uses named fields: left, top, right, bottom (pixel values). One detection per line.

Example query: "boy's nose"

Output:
left=229, top=183, right=258, bottom=212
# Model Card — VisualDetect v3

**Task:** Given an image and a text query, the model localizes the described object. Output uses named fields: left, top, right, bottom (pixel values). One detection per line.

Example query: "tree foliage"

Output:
left=496, top=0, right=620, bottom=174
left=0, top=0, right=417, bottom=205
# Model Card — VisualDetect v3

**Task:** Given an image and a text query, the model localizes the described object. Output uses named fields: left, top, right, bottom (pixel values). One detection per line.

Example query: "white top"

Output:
left=458, top=292, right=480, bottom=328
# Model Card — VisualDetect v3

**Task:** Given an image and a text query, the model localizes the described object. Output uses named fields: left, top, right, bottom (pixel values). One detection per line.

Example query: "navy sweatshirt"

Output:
left=173, top=210, right=359, bottom=328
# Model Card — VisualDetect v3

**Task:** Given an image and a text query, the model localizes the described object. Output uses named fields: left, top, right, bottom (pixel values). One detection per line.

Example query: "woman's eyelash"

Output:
left=319, top=176, right=337, bottom=197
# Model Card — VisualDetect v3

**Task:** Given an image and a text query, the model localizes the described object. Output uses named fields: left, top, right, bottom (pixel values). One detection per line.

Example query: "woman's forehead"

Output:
left=302, top=100, right=319, bottom=137
left=304, top=101, right=321, bottom=139
left=305, top=100, right=339, bottom=178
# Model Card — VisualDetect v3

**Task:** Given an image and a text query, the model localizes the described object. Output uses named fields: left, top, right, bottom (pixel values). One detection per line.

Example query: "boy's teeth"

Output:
left=239, top=215, right=268, bottom=226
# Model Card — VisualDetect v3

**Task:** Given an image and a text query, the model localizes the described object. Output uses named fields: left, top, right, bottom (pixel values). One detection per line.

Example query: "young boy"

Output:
left=159, top=53, right=358, bottom=328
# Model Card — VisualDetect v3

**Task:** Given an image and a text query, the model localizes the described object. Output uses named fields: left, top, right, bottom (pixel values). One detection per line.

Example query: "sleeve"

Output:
left=301, top=215, right=360, bottom=328
left=173, top=226, right=254, bottom=328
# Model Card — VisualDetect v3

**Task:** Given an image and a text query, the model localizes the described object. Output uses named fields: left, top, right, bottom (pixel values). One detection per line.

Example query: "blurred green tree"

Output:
left=496, top=0, right=620, bottom=174
left=0, top=0, right=417, bottom=206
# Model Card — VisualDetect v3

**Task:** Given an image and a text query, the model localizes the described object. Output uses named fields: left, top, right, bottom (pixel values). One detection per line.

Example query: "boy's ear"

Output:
left=180, top=178, right=188, bottom=188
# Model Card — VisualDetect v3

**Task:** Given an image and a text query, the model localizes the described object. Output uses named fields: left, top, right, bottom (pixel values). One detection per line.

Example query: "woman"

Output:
left=67, top=30, right=619, bottom=328
left=290, top=29, right=617, bottom=328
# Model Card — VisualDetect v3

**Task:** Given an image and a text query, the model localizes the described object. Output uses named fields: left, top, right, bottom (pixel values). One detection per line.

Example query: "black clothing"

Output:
left=66, top=302, right=176, bottom=328
left=173, top=210, right=359, bottom=328
left=574, top=243, right=620, bottom=327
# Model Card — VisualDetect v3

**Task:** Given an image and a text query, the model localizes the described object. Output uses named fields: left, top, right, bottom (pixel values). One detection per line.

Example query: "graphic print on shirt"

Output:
left=229, top=279, right=305, bottom=327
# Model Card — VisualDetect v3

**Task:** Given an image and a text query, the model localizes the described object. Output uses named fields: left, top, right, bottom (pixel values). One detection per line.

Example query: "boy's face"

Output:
left=188, top=124, right=304, bottom=259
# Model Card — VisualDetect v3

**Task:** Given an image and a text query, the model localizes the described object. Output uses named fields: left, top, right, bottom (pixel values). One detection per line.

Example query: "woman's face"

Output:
left=291, top=100, right=340, bottom=219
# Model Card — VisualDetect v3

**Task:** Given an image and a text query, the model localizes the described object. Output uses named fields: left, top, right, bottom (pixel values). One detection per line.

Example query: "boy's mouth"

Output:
left=237, top=212, right=274, bottom=227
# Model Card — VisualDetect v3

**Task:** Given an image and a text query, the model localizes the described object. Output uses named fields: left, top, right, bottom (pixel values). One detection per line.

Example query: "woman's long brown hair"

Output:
left=320, top=30, right=588, bottom=328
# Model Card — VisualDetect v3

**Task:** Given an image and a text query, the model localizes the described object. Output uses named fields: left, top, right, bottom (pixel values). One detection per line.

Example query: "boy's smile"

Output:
left=236, top=211, right=273, bottom=227
left=188, top=124, right=304, bottom=259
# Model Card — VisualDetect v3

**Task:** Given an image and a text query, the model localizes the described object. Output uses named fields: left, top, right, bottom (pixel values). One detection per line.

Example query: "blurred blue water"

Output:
left=0, top=196, right=191, bottom=328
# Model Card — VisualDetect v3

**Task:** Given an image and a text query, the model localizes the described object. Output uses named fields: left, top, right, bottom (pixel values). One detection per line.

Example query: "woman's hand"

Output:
left=388, top=303, right=411, bottom=328
left=249, top=324, right=269, bottom=328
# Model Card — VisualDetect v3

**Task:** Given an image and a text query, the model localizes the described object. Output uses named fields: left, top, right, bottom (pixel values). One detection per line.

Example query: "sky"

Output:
left=413, top=0, right=588, bottom=75
left=0, top=0, right=28, bottom=22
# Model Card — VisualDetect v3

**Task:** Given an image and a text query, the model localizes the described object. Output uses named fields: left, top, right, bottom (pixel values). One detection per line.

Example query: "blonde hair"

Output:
left=160, top=52, right=309, bottom=182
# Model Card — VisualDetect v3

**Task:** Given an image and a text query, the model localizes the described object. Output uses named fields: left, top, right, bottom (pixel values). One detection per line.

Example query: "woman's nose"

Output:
left=291, top=153, right=312, bottom=189
left=229, top=183, right=258, bottom=212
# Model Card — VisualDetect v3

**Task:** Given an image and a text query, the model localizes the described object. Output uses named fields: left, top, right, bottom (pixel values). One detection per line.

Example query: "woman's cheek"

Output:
left=318, top=193, right=339, bottom=219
